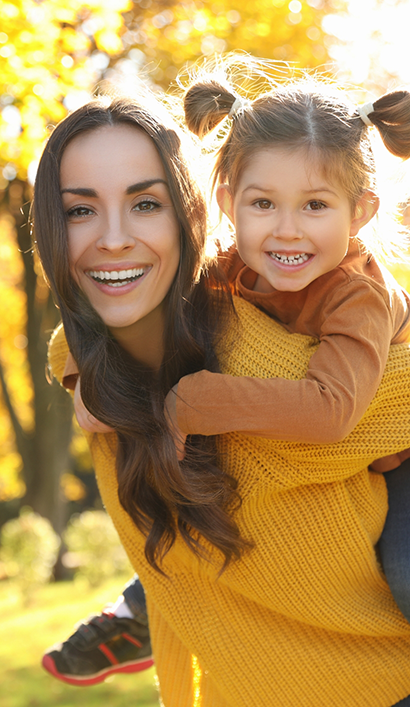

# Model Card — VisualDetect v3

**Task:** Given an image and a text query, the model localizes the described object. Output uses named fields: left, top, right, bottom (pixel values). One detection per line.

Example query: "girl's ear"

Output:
left=350, top=190, right=380, bottom=237
left=216, top=184, right=234, bottom=223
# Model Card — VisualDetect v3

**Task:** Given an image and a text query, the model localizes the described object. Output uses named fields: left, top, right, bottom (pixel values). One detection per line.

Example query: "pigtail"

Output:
left=362, top=90, right=410, bottom=159
left=183, top=79, right=237, bottom=138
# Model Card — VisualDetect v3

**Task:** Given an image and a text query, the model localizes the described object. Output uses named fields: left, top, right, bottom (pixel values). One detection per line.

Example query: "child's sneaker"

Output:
left=42, top=610, right=154, bottom=686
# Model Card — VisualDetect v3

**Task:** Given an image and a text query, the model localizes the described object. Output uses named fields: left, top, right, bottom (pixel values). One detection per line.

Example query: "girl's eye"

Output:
left=133, top=200, right=160, bottom=212
left=254, top=199, right=273, bottom=210
left=66, top=206, right=94, bottom=219
left=306, top=200, right=326, bottom=211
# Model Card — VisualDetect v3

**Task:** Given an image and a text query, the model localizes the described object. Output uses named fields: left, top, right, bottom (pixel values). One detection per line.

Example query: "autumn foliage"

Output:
left=0, top=0, right=342, bottom=527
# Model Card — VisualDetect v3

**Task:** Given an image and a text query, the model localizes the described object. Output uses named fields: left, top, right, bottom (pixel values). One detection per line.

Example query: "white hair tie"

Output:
left=358, top=102, right=374, bottom=127
left=228, top=96, right=251, bottom=119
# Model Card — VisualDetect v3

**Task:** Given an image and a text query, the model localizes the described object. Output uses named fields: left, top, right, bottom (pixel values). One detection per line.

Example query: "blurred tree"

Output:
left=0, top=0, right=132, bottom=533
left=111, top=0, right=336, bottom=88
left=0, top=0, right=341, bottom=532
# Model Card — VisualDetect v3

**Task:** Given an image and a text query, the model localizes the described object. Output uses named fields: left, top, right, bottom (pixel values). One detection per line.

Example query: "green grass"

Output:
left=0, top=576, right=160, bottom=707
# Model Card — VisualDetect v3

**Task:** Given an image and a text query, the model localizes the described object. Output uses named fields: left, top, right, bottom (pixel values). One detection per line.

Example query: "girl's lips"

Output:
left=266, top=251, right=314, bottom=270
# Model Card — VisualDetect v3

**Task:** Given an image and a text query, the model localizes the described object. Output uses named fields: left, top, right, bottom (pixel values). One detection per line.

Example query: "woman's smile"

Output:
left=85, top=264, right=152, bottom=292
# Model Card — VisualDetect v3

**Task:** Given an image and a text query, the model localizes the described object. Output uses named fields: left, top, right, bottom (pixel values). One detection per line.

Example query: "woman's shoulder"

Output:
left=220, top=296, right=319, bottom=379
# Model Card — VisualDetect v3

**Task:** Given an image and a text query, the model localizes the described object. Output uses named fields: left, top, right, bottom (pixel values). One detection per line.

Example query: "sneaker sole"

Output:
left=42, top=654, right=154, bottom=686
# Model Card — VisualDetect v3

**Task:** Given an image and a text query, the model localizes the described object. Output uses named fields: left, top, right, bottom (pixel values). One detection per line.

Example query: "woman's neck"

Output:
left=109, top=304, right=165, bottom=370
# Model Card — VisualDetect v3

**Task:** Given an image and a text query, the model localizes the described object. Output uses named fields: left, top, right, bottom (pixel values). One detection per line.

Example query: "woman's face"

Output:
left=60, top=124, right=181, bottom=332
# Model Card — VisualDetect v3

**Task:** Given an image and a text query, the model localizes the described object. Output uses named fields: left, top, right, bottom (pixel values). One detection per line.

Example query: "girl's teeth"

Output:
left=270, top=253, right=310, bottom=265
left=88, top=268, right=146, bottom=285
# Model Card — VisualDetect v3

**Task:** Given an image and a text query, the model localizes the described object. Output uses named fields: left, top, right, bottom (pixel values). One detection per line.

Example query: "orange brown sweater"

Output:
left=49, top=297, right=410, bottom=707
left=176, top=241, right=410, bottom=446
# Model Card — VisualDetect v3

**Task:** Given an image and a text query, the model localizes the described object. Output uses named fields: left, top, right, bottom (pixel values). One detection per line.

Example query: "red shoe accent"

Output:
left=122, top=633, right=142, bottom=648
left=98, top=643, right=119, bottom=664
left=42, top=653, right=154, bottom=687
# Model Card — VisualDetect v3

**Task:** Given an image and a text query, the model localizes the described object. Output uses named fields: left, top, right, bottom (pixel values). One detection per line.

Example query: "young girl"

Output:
left=168, top=70, right=410, bottom=623
left=168, top=74, right=410, bottom=447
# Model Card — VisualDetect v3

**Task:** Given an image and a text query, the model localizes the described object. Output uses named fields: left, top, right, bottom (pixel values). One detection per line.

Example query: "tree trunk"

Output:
left=1, top=181, right=74, bottom=534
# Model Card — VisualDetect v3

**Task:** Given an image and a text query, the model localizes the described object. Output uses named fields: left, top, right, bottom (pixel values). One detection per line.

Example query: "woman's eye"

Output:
left=254, top=199, right=273, bottom=210
left=66, top=206, right=94, bottom=218
left=133, top=200, right=160, bottom=212
left=306, top=200, right=326, bottom=211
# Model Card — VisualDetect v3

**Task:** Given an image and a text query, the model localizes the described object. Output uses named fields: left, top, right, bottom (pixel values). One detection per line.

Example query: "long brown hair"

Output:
left=32, top=95, right=249, bottom=573
left=183, top=61, right=410, bottom=258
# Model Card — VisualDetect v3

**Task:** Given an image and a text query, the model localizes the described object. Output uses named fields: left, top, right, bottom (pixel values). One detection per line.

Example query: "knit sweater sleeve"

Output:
left=175, top=282, right=395, bottom=444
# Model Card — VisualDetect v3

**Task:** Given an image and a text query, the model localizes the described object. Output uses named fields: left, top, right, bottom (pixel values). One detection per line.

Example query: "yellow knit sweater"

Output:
left=49, top=296, right=410, bottom=707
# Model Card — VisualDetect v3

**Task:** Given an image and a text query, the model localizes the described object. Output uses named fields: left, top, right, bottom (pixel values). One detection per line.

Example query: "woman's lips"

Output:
left=85, top=266, right=152, bottom=294
left=87, top=266, right=148, bottom=286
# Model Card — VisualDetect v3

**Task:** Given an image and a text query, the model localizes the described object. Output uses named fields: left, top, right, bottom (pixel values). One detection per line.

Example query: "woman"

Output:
left=34, top=94, right=410, bottom=706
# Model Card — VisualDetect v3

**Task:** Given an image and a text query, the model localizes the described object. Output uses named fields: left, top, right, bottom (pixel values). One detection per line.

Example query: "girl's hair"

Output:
left=183, top=63, right=410, bottom=257
left=33, top=95, right=250, bottom=573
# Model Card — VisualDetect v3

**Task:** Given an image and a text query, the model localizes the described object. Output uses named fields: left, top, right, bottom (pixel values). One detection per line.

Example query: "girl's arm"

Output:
left=168, top=281, right=397, bottom=444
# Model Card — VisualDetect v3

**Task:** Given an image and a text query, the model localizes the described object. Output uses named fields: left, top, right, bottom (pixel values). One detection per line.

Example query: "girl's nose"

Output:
left=274, top=210, right=302, bottom=241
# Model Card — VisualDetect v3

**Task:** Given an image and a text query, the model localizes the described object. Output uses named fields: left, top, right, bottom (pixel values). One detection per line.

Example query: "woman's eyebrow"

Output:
left=61, top=187, right=97, bottom=196
left=61, top=179, right=168, bottom=197
left=126, top=178, right=167, bottom=195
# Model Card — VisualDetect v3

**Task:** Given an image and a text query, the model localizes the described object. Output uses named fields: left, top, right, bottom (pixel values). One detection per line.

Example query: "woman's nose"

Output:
left=96, top=215, right=135, bottom=253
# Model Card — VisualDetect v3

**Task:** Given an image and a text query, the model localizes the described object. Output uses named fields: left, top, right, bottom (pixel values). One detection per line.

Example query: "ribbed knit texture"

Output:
left=48, top=296, right=410, bottom=706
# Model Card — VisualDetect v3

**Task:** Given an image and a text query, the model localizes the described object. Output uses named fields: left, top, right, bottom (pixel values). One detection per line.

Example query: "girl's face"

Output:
left=217, top=146, right=376, bottom=293
left=60, top=124, right=181, bottom=332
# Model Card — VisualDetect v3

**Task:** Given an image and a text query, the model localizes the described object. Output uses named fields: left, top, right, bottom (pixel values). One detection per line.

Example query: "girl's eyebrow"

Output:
left=241, top=184, right=339, bottom=200
left=241, top=184, right=271, bottom=193
left=61, top=179, right=168, bottom=197
left=242, top=184, right=335, bottom=194
left=303, top=187, right=337, bottom=195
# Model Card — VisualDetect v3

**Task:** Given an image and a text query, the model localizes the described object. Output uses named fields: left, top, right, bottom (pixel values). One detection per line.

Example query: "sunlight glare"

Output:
left=324, top=0, right=410, bottom=90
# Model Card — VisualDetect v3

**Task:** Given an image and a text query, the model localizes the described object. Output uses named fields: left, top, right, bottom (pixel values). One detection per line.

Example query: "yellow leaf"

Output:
left=94, top=28, right=123, bottom=54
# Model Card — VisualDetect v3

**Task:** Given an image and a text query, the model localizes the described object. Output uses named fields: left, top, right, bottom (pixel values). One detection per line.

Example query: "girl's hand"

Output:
left=74, top=377, right=114, bottom=433
left=370, top=449, right=410, bottom=473
left=164, top=384, right=187, bottom=461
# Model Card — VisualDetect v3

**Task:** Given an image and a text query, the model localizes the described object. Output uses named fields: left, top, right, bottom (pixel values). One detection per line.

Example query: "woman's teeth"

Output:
left=270, top=252, right=310, bottom=265
left=89, top=268, right=146, bottom=287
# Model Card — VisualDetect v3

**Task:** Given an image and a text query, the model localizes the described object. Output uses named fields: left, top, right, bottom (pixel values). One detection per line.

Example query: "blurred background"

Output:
left=1, top=1, right=410, bottom=705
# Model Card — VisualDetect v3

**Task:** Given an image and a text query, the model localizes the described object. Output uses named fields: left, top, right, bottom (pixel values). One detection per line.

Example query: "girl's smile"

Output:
left=267, top=251, right=312, bottom=267
left=60, top=124, right=181, bottom=341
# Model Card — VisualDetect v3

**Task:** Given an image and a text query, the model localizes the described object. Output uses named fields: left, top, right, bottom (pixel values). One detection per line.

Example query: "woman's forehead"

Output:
left=60, top=124, right=167, bottom=187
left=62, top=123, right=157, bottom=159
